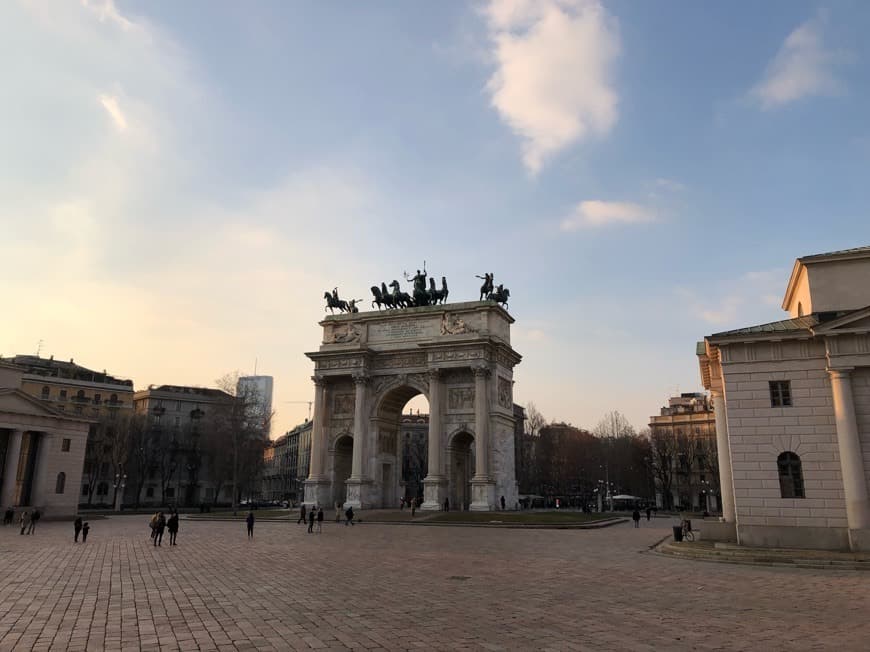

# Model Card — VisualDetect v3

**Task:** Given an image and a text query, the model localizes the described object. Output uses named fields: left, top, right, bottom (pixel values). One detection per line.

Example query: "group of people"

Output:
left=631, top=506, right=656, bottom=527
left=148, top=510, right=179, bottom=546
left=3, top=508, right=40, bottom=535
left=295, top=503, right=355, bottom=531
left=73, top=517, right=90, bottom=542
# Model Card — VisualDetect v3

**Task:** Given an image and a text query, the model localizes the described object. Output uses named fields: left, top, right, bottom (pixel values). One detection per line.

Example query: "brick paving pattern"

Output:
left=0, top=515, right=867, bottom=651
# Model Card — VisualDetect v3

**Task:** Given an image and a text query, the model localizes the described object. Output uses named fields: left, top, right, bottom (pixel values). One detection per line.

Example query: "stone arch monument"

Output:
left=304, top=301, right=521, bottom=511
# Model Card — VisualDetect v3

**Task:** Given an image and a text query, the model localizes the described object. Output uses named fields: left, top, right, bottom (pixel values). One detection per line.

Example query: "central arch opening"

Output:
left=374, top=385, right=429, bottom=508
left=448, top=431, right=475, bottom=511
left=333, top=434, right=353, bottom=506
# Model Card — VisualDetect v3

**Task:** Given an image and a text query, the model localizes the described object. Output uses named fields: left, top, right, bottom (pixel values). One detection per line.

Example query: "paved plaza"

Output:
left=0, top=516, right=867, bottom=651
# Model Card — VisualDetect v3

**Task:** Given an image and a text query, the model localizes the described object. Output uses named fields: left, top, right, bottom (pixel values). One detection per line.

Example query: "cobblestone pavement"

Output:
left=0, top=516, right=867, bottom=651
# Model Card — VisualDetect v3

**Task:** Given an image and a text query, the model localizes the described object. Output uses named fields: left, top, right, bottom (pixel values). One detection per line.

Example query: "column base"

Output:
left=303, top=478, right=332, bottom=509
left=343, top=478, right=373, bottom=510
left=421, top=476, right=447, bottom=511
left=469, top=479, right=496, bottom=512
left=848, top=528, right=870, bottom=552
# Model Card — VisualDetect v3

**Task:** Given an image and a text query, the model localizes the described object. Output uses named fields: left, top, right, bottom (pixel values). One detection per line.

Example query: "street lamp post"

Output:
left=113, top=471, right=127, bottom=512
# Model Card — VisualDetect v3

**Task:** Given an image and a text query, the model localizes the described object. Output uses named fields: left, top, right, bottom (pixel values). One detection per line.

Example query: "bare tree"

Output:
left=649, top=428, right=677, bottom=510
left=524, top=402, right=547, bottom=437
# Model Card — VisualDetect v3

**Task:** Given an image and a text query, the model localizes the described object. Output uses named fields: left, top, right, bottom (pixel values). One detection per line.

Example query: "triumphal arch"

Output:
left=303, top=298, right=521, bottom=511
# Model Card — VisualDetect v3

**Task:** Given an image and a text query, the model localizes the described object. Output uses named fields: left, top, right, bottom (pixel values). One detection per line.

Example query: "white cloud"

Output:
left=653, top=178, right=685, bottom=192
left=560, top=200, right=654, bottom=230
left=482, top=0, right=620, bottom=174
left=98, top=94, right=127, bottom=131
left=81, top=0, right=134, bottom=32
left=752, top=15, right=843, bottom=110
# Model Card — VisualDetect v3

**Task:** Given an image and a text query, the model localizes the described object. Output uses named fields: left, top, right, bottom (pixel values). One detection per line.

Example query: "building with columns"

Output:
left=699, top=246, right=870, bottom=551
left=303, top=300, right=521, bottom=512
left=0, top=363, right=92, bottom=518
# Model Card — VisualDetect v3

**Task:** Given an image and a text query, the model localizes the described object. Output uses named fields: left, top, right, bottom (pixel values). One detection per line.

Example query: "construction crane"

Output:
left=283, top=401, right=313, bottom=421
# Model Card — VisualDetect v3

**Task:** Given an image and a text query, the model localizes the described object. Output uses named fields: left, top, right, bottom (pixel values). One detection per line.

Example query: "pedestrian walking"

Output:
left=149, top=512, right=160, bottom=541
left=153, top=511, right=166, bottom=546
left=316, top=507, right=324, bottom=533
left=400, top=496, right=405, bottom=510
left=167, top=511, right=179, bottom=546
left=27, top=509, right=41, bottom=534
left=345, top=506, right=354, bottom=526
left=297, top=504, right=307, bottom=525
left=307, top=508, right=315, bottom=533
left=74, top=516, right=83, bottom=542
left=500, top=495, right=506, bottom=510
left=335, top=502, right=342, bottom=523
left=645, top=506, right=652, bottom=521
left=246, top=511, right=255, bottom=538
left=632, top=509, right=641, bottom=528
left=443, top=497, right=449, bottom=512
left=81, top=522, right=90, bottom=542
left=3, top=507, right=13, bottom=525
left=410, top=500, right=416, bottom=518
left=19, top=511, right=30, bottom=535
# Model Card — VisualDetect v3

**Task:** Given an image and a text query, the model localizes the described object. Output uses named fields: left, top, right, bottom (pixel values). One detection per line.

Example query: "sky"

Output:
left=3, top=0, right=870, bottom=437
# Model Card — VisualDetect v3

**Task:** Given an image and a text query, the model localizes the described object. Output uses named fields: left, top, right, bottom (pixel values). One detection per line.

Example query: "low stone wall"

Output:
left=738, top=524, right=850, bottom=551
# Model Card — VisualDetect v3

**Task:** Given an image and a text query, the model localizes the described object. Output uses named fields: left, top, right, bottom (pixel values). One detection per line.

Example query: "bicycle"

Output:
left=681, top=518, right=694, bottom=542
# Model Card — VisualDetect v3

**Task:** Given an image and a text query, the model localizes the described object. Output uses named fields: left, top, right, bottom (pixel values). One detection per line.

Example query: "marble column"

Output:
left=1, top=430, right=24, bottom=507
left=828, top=369, right=870, bottom=534
left=421, top=369, right=447, bottom=510
left=711, top=390, right=736, bottom=523
left=470, top=366, right=495, bottom=511
left=307, top=377, right=327, bottom=481
left=349, top=373, right=368, bottom=480
left=472, top=366, right=490, bottom=480
left=304, top=377, right=330, bottom=508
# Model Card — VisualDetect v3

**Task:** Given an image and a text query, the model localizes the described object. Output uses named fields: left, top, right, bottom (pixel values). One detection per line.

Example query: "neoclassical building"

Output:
left=303, top=301, right=521, bottom=511
left=0, top=363, right=92, bottom=518
left=699, top=246, right=870, bottom=551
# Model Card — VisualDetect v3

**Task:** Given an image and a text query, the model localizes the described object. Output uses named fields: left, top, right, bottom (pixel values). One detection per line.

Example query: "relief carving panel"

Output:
left=448, top=386, right=475, bottom=411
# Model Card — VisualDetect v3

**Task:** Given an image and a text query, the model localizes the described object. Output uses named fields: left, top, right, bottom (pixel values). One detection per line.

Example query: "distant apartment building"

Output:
left=236, top=375, right=273, bottom=437
left=284, top=420, right=313, bottom=503
left=648, top=392, right=719, bottom=511
left=262, top=431, right=294, bottom=502
left=133, top=384, right=234, bottom=507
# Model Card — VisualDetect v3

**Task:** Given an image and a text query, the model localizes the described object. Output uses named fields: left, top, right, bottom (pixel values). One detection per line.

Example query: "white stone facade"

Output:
left=699, top=247, right=870, bottom=551
left=303, top=301, right=521, bottom=512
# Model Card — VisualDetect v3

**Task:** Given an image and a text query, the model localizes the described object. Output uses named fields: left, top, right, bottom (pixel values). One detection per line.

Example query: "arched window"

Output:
left=41, top=385, right=50, bottom=399
left=778, top=452, right=804, bottom=498
left=55, top=472, right=66, bottom=494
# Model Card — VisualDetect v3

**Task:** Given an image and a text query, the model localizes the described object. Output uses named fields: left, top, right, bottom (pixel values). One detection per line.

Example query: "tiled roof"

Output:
left=799, top=245, right=870, bottom=262
left=710, top=311, right=854, bottom=338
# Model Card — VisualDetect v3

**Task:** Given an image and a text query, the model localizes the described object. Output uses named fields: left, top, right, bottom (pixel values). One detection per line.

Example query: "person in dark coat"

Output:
left=632, top=509, right=641, bottom=528
left=297, top=504, right=307, bottom=525
left=307, top=508, right=315, bottom=533
left=246, top=511, right=255, bottom=538
left=443, top=497, right=449, bottom=512
left=500, top=495, right=506, bottom=510
left=645, top=506, right=652, bottom=521
left=74, top=516, right=83, bottom=542
left=167, top=512, right=179, bottom=545
left=3, top=507, right=13, bottom=525
left=81, top=522, right=90, bottom=542
left=28, top=509, right=41, bottom=534
left=345, top=506, right=354, bottom=526
left=153, top=512, right=166, bottom=546
left=316, top=507, right=324, bottom=533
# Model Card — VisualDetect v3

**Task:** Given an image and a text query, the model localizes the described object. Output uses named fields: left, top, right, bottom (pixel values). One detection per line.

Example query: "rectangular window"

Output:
left=165, top=487, right=175, bottom=498
left=176, top=401, right=183, bottom=411
left=61, top=438, right=71, bottom=452
left=93, top=393, right=101, bottom=404
left=174, top=416, right=181, bottom=427
left=59, top=389, right=67, bottom=401
left=769, top=381, right=792, bottom=407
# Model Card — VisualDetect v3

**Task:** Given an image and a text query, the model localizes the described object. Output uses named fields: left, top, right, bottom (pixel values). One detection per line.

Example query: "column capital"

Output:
left=710, top=388, right=724, bottom=400
left=311, top=375, right=327, bottom=387
left=471, top=364, right=490, bottom=378
left=828, top=367, right=854, bottom=380
left=426, top=368, right=443, bottom=382
left=352, top=372, right=370, bottom=386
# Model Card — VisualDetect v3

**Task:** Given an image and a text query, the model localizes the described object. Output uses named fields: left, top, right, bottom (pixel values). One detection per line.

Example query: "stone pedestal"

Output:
left=470, top=479, right=495, bottom=511
left=343, top=478, right=373, bottom=509
left=421, top=477, right=447, bottom=511
left=303, top=479, right=332, bottom=509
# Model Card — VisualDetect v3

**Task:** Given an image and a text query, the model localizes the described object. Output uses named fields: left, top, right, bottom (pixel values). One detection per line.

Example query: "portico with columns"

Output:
left=303, top=301, right=521, bottom=511
left=698, top=246, right=870, bottom=551
left=0, top=363, right=92, bottom=519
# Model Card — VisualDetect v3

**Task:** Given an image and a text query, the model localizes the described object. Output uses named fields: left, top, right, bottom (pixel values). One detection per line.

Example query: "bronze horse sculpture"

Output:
left=428, top=277, right=449, bottom=305
left=486, top=285, right=510, bottom=309
left=324, top=291, right=350, bottom=314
